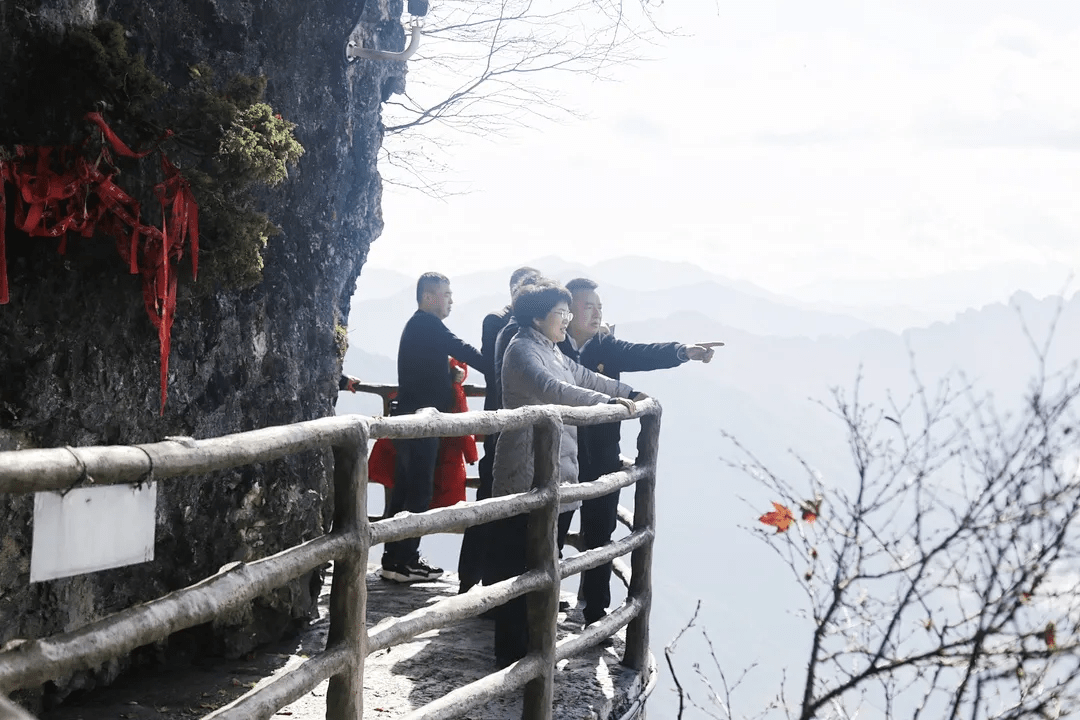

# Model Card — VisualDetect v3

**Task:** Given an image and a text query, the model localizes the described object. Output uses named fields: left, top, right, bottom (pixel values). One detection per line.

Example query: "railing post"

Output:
left=624, top=408, right=660, bottom=670
left=326, top=420, right=370, bottom=720
left=523, top=411, right=562, bottom=720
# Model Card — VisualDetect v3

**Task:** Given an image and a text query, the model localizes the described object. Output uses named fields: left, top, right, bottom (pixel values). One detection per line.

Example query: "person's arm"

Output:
left=596, top=335, right=685, bottom=374
left=434, top=320, right=489, bottom=375
left=480, top=312, right=504, bottom=377
left=505, top=343, right=614, bottom=407
left=569, top=355, right=635, bottom=399
left=493, top=322, right=518, bottom=387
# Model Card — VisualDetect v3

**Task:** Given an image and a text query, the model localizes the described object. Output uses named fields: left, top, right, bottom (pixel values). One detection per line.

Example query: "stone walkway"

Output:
left=40, top=566, right=652, bottom=720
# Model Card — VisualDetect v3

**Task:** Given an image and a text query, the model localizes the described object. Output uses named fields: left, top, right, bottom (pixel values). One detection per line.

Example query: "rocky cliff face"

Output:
left=0, top=0, right=405, bottom=707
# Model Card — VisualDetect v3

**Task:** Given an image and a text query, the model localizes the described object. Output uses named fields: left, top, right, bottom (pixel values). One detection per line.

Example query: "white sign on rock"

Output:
left=30, top=482, right=157, bottom=583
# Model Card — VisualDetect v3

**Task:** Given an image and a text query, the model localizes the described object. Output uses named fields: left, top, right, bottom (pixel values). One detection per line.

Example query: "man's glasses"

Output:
left=551, top=310, right=574, bottom=321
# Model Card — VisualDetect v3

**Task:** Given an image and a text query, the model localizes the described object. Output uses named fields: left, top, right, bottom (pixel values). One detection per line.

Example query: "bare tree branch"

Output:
left=373, top=0, right=669, bottom=194
left=676, top=300, right=1080, bottom=719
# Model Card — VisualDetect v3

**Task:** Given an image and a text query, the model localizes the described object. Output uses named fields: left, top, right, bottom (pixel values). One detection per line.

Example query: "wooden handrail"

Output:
left=368, top=571, right=550, bottom=653
left=205, top=645, right=352, bottom=720
left=343, top=381, right=486, bottom=417
left=0, top=531, right=358, bottom=693
left=0, top=395, right=662, bottom=720
left=0, top=403, right=645, bottom=495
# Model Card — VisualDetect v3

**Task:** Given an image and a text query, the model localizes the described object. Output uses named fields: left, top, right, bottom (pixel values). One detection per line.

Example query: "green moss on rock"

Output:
left=220, top=104, right=305, bottom=187
left=0, top=22, right=304, bottom=293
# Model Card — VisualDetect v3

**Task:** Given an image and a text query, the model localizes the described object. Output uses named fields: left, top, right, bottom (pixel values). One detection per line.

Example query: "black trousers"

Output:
left=556, top=509, right=574, bottom=553
left=580, top=489, right=621, bottom=623
left=457, top=433, right=497, bottom=592
left=578, top=455, right=624, bottom=624
left=487, top=508, right=578, bottom=664
left=382, top=436, right=439, bottom=567
left=487, top=513, right=529, bottom=664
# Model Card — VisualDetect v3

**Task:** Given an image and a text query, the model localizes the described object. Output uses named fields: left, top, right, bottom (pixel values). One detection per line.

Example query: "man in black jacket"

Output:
left=457, top=266, right=540, bottom=592
left=382, top=272, right=489, bottom=583
left=558, top=277, right=722, bottom=624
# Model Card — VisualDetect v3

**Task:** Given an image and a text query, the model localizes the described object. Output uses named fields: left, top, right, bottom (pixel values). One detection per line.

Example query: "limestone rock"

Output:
left=0, top=0, right=404, bottom=708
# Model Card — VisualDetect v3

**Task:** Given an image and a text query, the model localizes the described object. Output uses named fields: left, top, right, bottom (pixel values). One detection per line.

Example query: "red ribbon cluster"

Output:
left=0, top=112, right=199, bottom=414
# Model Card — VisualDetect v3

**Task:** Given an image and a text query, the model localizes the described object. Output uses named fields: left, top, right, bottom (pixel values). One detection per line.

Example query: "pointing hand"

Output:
left=686, top=341, right=724, bottom=363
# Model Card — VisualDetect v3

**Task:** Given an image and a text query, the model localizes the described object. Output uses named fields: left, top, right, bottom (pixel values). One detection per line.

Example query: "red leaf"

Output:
left=799, top=498, right=822, bottom=524
left=1044, top=622, right=1056, bottom=651
left=759, top=502, right=794, bottom=533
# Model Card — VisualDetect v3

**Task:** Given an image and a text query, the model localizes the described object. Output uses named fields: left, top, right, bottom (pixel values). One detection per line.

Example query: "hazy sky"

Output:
left=364, top=1, right=1080, bottom=302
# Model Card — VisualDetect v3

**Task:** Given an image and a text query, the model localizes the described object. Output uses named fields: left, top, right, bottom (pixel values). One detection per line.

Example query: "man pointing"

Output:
left=557, top=277, right=722, bottom=625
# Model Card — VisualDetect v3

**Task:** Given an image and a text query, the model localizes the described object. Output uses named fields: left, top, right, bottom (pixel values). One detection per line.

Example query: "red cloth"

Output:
left=0, top=114, right=196, bottom=414
left=368, top=436, right=396, bottom=488
left=368, top=360, right=478, bottom=509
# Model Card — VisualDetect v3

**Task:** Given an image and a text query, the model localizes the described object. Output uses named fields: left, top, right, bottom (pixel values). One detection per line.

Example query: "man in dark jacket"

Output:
left=558, top=277, right=722, bottom=624
left=382, top=272, right=489, bottom=583
left=457, top=266, right=540, bottom=592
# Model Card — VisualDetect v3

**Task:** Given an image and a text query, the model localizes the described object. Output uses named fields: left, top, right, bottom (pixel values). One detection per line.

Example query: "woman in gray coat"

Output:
left=488, top=281, right=644, bottom=667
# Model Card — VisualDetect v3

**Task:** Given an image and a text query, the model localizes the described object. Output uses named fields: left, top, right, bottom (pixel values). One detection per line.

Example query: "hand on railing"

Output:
left=610, top=392, right=648, bottom=417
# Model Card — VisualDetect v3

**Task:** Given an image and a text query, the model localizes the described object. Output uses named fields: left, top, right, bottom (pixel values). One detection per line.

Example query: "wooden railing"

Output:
left=0, top=398, right=661, bottom=720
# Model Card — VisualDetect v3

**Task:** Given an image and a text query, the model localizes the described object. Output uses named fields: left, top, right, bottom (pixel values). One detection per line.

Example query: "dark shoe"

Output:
left=558, top=600, right=571, bottom=612
left=380, top=557, right=444, bottom=583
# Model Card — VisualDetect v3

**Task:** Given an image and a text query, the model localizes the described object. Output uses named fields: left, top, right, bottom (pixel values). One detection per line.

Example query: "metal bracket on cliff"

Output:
left=347, top=23, right=421, bottom=62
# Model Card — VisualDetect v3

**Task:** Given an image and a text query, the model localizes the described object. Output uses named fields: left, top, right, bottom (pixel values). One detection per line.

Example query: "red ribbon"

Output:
left=0, top=114, right=199, bottom=413
left=84, top=112, right=159, bottom=159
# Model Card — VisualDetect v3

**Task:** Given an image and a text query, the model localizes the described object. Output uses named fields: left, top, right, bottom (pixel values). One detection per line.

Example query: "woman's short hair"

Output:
left=512, top=281, right=572, bottom=328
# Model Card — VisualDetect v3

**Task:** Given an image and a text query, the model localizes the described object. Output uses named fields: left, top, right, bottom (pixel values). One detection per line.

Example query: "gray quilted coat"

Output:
left=492, top=326, right=635, bottom=508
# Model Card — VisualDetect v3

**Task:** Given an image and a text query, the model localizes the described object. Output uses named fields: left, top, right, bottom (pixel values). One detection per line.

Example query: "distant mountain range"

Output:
left=349, top=256, right=1075, bottom=345
left=347, top=256, right=875, bottom=364
left=339, top=256, right=1078, bottom=710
